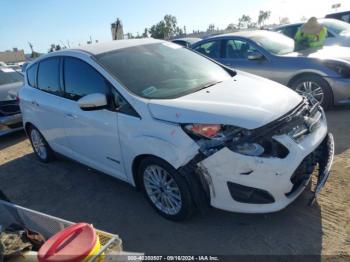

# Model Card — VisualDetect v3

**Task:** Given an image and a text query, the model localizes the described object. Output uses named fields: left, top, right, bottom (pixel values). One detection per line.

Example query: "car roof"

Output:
left=274, top=18, right=340, bottom=30
left=171, top=37, right=201, bottom=44
left=326, top=11, right=350, bottom=17
left=69, top=38, right=164, bottom=55
left=206, top=30, right=281, bottom=40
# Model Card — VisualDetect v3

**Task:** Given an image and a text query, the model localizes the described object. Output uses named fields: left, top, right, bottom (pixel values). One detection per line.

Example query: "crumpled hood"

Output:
left=148, top=72, right=302, bottom=129
left=0, top=82, right=23, bottom=101
left=284, top=46, right=350, bottom=63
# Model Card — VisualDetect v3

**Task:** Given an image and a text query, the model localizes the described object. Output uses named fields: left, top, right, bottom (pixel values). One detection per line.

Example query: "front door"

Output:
left=219, top=39, right=271, bottom=78
left=61, top=57, right=125, bottom=179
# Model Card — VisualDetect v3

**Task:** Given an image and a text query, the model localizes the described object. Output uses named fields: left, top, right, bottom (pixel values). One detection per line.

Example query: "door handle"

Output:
left=65, top=113, right=77, bottom=119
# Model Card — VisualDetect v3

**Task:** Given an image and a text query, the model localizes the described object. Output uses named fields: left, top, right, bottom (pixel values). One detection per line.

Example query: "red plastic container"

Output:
left=38, top=223, right=98, bottom=262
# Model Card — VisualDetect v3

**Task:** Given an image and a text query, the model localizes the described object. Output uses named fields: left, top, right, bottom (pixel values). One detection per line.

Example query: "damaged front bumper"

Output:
left=192, top=110, right=334, bottom=213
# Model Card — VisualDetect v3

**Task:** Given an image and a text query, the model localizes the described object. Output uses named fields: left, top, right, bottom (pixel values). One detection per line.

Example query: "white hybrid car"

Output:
left=19, top=39, right=334, bottom=220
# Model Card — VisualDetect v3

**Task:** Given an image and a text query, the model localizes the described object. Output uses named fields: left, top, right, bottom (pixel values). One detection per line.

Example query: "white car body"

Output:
left=19, top=39, right=333, bottom=218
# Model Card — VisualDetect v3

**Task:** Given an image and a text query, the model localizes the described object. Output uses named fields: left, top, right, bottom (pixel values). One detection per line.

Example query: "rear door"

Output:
left=29, top=57, right=69, bottom=151
left=60, top=57, right=125, bottom=179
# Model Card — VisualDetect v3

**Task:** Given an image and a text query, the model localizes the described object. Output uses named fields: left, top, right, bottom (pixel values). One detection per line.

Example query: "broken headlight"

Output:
left=182, top=124, right=265, bottom=156
left=231, top=143, right=264, bottom=156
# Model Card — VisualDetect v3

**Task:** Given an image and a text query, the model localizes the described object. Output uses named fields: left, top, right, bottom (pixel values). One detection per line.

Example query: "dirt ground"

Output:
left=0, top=107, right=349, bottom=256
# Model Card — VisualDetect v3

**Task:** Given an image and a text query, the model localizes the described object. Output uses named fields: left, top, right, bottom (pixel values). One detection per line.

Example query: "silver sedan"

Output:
left=191, top=30, right=350, bottom=109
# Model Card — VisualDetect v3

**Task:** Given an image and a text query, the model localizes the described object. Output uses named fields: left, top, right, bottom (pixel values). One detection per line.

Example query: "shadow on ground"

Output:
left=326, top=105, right=350, bottom=155
left=0, top=152, right=323, bottom=256
left=0, top=130, right=26, bottom=151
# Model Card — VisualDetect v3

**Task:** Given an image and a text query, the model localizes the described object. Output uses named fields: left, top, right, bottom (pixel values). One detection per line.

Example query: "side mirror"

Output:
left=247, top=51, right=264, bottom=60
left=77, top=93, right=107, bottom=110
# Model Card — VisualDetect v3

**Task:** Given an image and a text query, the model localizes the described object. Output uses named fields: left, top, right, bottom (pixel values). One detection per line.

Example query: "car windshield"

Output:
left=0, top=68, right=23, bottom=86
left=321, top=19, right=350, bottom=35
left=250, top=32, right=295, bottom=55
left=96, top=42, right=232, bottom=99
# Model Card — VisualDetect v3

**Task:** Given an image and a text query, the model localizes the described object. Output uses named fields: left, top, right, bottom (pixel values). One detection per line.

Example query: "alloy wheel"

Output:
left=295, top=81, right=324, bottom=104
left=30, top=129, right=47, bottom=160
left=143, top=165, right=182, bottom=215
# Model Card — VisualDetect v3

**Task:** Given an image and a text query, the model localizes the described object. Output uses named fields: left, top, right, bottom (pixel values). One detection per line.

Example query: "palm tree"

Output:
left=258, top=10, right=271, bottom=27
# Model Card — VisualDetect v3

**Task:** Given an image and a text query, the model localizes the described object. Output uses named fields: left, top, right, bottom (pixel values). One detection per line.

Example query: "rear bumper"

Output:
left=0, top=113, right=23, bottom=135
left=325, top=77, right=350, bottom=105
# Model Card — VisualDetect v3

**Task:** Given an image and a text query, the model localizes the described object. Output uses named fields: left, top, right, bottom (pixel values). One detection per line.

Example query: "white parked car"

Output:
left=19, top=39, right=334, bottom=220
left=0, top=66, right=23, bottom=135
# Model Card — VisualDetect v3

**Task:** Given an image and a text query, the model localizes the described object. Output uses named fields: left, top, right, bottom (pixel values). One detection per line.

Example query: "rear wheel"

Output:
left=290, top=75, right=333, bottom=110
left=139, top=157, right=193, bottom=221
left=28, top=126, right=54, bottom=163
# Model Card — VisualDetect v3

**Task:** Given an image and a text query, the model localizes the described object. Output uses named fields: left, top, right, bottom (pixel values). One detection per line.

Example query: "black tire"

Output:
left=28, top=125, right=54, bottom=163
left=139, top=156, right=193, bottom=221
left=290, top=75, right=333, bottom=110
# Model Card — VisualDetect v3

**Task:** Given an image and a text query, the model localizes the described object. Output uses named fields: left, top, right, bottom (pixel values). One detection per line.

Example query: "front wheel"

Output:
left=139, top=157, right=193, bottom=221
left=290, top=75, right=333, bottom=110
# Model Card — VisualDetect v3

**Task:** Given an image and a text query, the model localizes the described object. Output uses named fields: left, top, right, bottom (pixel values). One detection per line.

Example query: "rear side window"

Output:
left=27, top=63, right=38, bottom=87
left=63, top=57, right=108, bottom=101
left=280, top=25, right=300, bottom=39
left=194, top=40, right=221, bottom=58
left=37, top=58, right=61, bottom=94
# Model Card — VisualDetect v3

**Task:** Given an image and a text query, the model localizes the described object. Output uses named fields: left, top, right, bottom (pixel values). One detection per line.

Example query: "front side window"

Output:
left=37, top=58, right=61, bottom=94
left=0, top=68, right=23, bottom=86
left=27, top=63, right=38, bottom=87
left=111, top=88, right=139, bottom=117
left=63, top=57, right=109, bottom=101
left=97, top=43, right=231, bottom=99
left=224, top=39, right=257, bottom=59
left=194, top=40, right=221, bottom=59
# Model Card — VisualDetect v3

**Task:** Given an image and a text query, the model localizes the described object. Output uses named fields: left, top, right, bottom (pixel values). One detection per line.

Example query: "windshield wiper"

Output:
left=195, top=80, right=223, bottom=92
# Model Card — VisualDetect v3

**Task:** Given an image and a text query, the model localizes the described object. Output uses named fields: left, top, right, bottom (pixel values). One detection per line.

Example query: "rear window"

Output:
left=27, top=63, right=38, bottom=87
left=37, top=58, right=61, bottom=95
left=0, top=68, right=23, bottom=85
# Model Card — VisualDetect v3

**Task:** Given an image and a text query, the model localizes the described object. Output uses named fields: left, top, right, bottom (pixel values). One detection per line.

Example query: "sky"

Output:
left=1, top=0, right=350, bottom=53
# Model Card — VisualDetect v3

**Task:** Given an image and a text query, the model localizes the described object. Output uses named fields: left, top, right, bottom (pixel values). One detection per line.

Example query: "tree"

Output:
left=164, top=14, right=178, bottom=38
left=149, top=15, right=178, bottom=39
left=142, top=28, right=148, bottom=38
left=149, top=20, right=166, bottom=39
left=28, top=42, right=40, bottom=58
left=207, top=24, right=215, bottom=32
left=279, top=17, right=290, bottom=25
left=126, top=32, right=135, bottom=39
left=238, top=15, right=252, bottom=29
left=258, top=10, right=271, bottom=27
left=226, top=23, right=237, bottom=31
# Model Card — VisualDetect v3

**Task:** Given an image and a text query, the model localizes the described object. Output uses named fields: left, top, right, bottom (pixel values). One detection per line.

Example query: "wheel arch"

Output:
left=287, top=72, right=334, bottom=107
left=131, top=154, right=155, bottom=189
left=287, top=71, right=328, bottom=87
left=24, top=121, right=34, bottom=135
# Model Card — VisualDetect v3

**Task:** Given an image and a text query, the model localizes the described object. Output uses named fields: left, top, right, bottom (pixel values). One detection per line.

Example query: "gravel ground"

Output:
left=0, top=108, right=349, bottom=256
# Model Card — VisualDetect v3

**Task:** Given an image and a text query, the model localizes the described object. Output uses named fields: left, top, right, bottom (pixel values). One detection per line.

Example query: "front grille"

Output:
left=0, top=101, right=20, bottom=116
left=285, top=137, right=326, bottom=196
